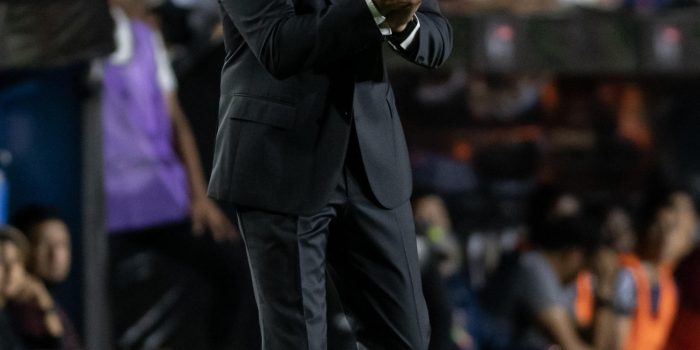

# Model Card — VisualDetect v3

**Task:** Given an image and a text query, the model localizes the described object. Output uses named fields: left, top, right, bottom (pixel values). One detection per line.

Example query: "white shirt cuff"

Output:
left=399, top=15, right=420, bottom=49
left=387, top=15, right=420, bottom=51
left=365, top=0, right=392, bottom=36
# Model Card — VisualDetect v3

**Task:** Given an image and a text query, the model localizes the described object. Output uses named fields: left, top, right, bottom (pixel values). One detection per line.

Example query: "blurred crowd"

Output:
left=437, top=0, right=700, bottom=15
left=415, top=181, right=700, bottom=350
left=2, top=0, right=700, bottom=350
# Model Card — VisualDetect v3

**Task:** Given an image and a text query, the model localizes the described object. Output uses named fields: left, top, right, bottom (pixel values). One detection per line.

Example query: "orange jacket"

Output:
left=574, top=271, right=594, bottom=328
left=618, top=254, right=678, bottom=350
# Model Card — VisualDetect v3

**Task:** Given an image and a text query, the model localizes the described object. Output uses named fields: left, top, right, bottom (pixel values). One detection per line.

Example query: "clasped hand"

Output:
left=373, top=0, right=421, bottom=33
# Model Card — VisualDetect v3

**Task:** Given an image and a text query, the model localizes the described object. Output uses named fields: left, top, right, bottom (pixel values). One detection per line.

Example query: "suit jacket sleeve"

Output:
left=389, top=0, right=452, bottom=68
left=219, top=0, right=385, bottom=79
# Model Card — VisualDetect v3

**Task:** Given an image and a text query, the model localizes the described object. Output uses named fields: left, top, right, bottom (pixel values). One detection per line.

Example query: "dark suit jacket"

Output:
left=208, top=0, right=452, bottom=215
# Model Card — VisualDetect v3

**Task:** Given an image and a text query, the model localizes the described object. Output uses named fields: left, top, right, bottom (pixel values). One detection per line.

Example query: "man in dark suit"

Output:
left=209, top=0, right=452, bottom=347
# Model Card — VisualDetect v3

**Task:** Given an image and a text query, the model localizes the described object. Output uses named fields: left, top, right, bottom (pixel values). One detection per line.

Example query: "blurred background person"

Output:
left=611, top=190, right=682, bottom=350
left=414, top=190, right=463, bottom=279
left=101, top=0, right=234, bottom=240
left=476, top=185, right=623, bottom=350
left=656, top=184, right=697, bottom=350
left=0, top=226, right=70, bottom=350
left=10, top=206, right=73, bottom=286
left=97, top=0, right=257, bottom=349
left=0, top=226, right=25, bottom=350
left=563, top=202, right=629, bottom=350
left=413, top=190, right=473, bottom=350
left=580, top=203, right=636, bottom=348
left=9, top=205, right=81, bottom=349
left=481, top=213, right=602, bottom=350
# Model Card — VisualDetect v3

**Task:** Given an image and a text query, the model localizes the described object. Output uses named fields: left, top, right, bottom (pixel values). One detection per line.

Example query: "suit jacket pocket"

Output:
left=225, top=93, right=297, bottom=129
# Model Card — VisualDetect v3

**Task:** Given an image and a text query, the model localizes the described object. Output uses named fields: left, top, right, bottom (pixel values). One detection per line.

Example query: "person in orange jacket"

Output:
left=611, top=190, right=684, bottom=350
left=569, top=203, right=633, bottom=349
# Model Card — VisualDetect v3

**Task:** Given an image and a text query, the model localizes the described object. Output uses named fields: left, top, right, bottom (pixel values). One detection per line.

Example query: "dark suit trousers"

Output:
left=234, top=128, right=430, bottom=350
